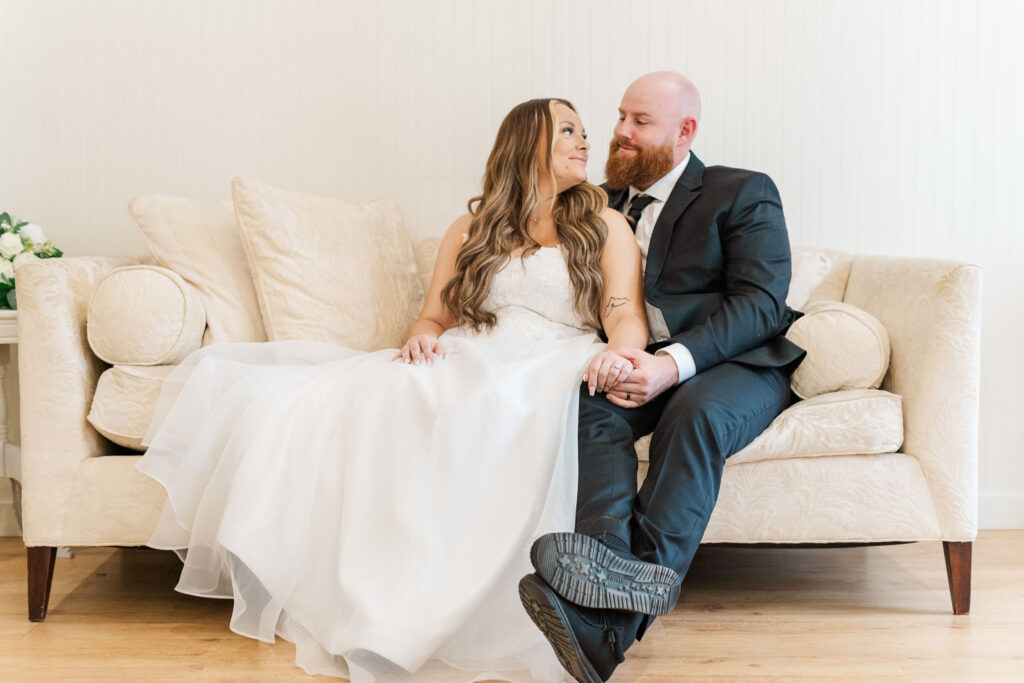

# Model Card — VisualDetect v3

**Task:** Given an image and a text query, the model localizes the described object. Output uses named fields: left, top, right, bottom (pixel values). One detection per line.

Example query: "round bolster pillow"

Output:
left=785, top=301, right=891, bottom=399
left=87, top=265, right=206, bottom=365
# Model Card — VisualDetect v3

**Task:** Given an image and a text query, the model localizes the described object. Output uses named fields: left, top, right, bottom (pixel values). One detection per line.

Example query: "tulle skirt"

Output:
left=138, top=327, right=604, bottom=682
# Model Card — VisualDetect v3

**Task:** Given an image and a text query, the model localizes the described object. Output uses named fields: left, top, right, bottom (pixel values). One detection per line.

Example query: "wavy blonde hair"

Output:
left=442, top=98, right=608, bottom=331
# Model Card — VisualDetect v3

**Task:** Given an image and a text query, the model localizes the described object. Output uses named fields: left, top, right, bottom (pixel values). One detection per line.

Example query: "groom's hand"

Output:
left=605, top=348, right=679, bottom=408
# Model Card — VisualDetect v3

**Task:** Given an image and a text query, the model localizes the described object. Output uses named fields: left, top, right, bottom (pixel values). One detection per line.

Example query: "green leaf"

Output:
left=6, top=289, right=16, bottom=309
left=0, top=212, right=10, bottom=228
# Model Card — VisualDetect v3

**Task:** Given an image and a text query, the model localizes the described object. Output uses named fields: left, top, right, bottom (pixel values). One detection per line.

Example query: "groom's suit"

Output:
left=577, top=152, right=805, bottom=636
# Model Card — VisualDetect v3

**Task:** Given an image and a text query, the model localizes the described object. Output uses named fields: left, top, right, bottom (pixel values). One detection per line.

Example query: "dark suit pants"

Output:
left=576, top=360, right=792, bottom=580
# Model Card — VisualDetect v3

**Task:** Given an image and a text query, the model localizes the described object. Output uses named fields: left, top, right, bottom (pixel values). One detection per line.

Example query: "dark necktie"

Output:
left=625, top=194, right=656, bottom=233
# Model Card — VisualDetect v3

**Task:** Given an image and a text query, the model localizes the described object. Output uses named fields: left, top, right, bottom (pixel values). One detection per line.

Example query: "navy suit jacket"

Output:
left=604, top=153, right=805, bottom=374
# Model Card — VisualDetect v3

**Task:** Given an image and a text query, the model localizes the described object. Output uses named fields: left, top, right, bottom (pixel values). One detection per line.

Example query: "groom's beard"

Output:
left=604, top=138, right=676, bottom=191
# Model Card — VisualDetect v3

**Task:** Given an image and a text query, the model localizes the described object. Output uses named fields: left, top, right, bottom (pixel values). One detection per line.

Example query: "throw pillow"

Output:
left=787, top=248, right=832, bottom=311
left=785, top=301, right=891, bottom=399
left=87, top=265, right=205, bottom=365
left=231, top=177, right=422, bottom=350
left=129, top=194, right=267, bottom=345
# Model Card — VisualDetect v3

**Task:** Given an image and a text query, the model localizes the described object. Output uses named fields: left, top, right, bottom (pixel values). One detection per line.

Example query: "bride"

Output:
left=137, top=98, right=647, bottom=682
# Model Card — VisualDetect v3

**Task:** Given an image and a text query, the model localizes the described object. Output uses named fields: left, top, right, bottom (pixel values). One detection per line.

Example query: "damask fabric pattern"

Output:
left=88, top=365, right=177, bottom=450
left=58, top=455, right=167, bottom=546
left=86, top=266, right=206, bottom=366
left=843, top=256, right=981, bottom=540
left=786, top=301, right=891, bottom=399
left=15, top=256, right=145, bottom=545
left=231, top=177, right=423, bottom=351
left=129, top=195, right=267, bottom=345
left=632, top=389, right=903, bottom=465
left=702, top=452, right=943, bottom=543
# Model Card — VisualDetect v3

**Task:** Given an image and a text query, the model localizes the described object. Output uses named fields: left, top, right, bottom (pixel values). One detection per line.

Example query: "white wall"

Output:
left=1, top=0, right=1022, bottom=528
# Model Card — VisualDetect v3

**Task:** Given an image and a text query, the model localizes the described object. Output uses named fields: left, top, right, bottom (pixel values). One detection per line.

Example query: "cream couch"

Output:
left=17, top=186, right=981, bottom=623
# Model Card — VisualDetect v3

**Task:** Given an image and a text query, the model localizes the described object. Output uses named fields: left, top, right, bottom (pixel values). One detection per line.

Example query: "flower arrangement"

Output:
left=0, top=212, right=63, bottom=309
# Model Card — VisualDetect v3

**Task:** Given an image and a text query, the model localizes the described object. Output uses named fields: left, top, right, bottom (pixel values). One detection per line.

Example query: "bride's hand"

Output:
left=583, top=350, right=633, bottom=396
left=394, top=334, right=447, bottom=365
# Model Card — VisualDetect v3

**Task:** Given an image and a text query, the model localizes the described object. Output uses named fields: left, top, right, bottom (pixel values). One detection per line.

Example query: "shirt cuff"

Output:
left=655, top=343, right=696, bottom=384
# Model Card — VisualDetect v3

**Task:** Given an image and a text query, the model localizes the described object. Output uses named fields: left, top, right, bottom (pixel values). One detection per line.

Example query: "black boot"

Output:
left=530, top=532, right=681, bottom=616
left=519, top=573, right=642, bottom=682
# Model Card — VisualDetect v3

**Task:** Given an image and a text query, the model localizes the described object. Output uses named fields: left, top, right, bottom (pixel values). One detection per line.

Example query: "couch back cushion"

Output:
left=231, top=177, right=423, bottom=351
left=129, top=195, right=267, bottom=345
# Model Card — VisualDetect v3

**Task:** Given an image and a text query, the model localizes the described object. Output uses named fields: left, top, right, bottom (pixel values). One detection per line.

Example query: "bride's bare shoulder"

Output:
left=442, top=213, right=473, bottom=247
left=600, top=206, right=630, bottom=235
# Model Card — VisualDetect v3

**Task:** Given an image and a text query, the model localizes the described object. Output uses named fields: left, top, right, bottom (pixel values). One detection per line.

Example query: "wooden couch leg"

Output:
left=943, top=541, right=972, bottom=615
left=27, top=546, right=57, bottom=622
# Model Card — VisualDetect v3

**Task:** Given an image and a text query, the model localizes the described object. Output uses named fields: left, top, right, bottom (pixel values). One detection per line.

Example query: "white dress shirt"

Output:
left=625, top=153, right=697, bottom=384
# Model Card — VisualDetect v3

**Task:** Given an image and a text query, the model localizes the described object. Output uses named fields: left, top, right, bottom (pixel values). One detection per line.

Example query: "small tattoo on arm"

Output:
left=604, top=297, right=629, bottom=316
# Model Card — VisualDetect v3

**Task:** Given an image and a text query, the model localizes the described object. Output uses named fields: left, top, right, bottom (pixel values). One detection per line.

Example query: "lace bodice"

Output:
left=448, top=246, right=595, bottom=344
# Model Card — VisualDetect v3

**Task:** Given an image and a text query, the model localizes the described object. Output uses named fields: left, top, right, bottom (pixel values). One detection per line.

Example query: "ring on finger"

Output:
left=626, top=392, right=631, bottom=400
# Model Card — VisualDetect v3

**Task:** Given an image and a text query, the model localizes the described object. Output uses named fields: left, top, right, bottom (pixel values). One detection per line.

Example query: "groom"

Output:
left=520, top=72, right=806, bottom=681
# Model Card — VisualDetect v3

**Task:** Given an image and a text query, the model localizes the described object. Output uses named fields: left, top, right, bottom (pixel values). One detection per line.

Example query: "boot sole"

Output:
left=519, top=575, right=603, bottom=683
left=531, top=532, right=681, bottom=616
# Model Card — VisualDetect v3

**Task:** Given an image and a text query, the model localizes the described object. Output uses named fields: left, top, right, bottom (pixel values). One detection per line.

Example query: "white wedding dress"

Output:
left=137, top=246, right=605, bottom=682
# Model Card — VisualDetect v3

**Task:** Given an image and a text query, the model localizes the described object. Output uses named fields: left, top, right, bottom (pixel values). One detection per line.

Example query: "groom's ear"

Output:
left=679, top=118, right=697, bottom=145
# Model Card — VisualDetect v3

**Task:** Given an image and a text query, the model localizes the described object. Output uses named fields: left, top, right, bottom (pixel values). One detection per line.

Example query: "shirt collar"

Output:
left=628, top=152, right=691, bottom=205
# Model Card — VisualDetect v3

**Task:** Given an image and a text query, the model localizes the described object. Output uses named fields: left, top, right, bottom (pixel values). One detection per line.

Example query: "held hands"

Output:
left=604, top=348, right=679, bottom=408
left=393, top=334, right=446, bottom=365
left=583, top=350, right=634, bottom=396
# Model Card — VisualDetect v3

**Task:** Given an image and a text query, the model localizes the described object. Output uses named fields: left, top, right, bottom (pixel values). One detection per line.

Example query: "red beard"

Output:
left=604, top=138, right=676, bottom=191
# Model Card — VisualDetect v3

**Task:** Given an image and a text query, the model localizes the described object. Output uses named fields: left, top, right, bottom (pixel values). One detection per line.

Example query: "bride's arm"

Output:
left=395, top=214, right=470, bottom=364
left=584, top=209, right=648, bottom=393
left=599, top=209, right=648, bottom=350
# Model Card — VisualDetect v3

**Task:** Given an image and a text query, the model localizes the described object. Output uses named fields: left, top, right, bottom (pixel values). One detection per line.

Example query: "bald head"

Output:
left=626, top=71, right=702, bottom=125
left=613, top=71, right=701, bottom=171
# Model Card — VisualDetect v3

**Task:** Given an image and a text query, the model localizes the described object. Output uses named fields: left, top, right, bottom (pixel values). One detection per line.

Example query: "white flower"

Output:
left=21, top=223, right=46, bottom=244
left=13, top=251, right=39, bottom=270
left=0, top=259, right=13, bottom=281
left=0, top=232, right=24, bottom=259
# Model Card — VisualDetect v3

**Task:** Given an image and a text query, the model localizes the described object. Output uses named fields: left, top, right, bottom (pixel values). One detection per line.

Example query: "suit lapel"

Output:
left=605, top=187, right=632, bottom=230
left=644, top=154, right=704, bottom=292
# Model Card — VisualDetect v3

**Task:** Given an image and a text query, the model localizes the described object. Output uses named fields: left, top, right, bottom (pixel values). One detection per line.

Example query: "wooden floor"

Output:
left=1, top=532, right=1022, bottom=681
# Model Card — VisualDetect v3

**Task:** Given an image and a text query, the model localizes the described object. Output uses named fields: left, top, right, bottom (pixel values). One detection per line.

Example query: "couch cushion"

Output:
left=787, top=248, right=832, bottom=311
left=87, top=265, right=205, bottom=365
left=805, top=248, right=854, bottom=305
left=702, top=452, right=941, bottom=543
left=414, top=237, right=441, bottom=302
left=130, top=195, right=267, bottom=345
left=633, top=389, right=903, bottom=464
left=231, top=177, right=422, bottom=350
left=786, top=301, right=891, bottom=399
left=88, top=364, right=177, bottom=450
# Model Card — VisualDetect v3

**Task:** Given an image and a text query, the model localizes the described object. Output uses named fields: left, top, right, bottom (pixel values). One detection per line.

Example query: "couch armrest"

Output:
left=17, top=255, right=143, bottom=545
left=842, top=255, right=981, bottom=540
